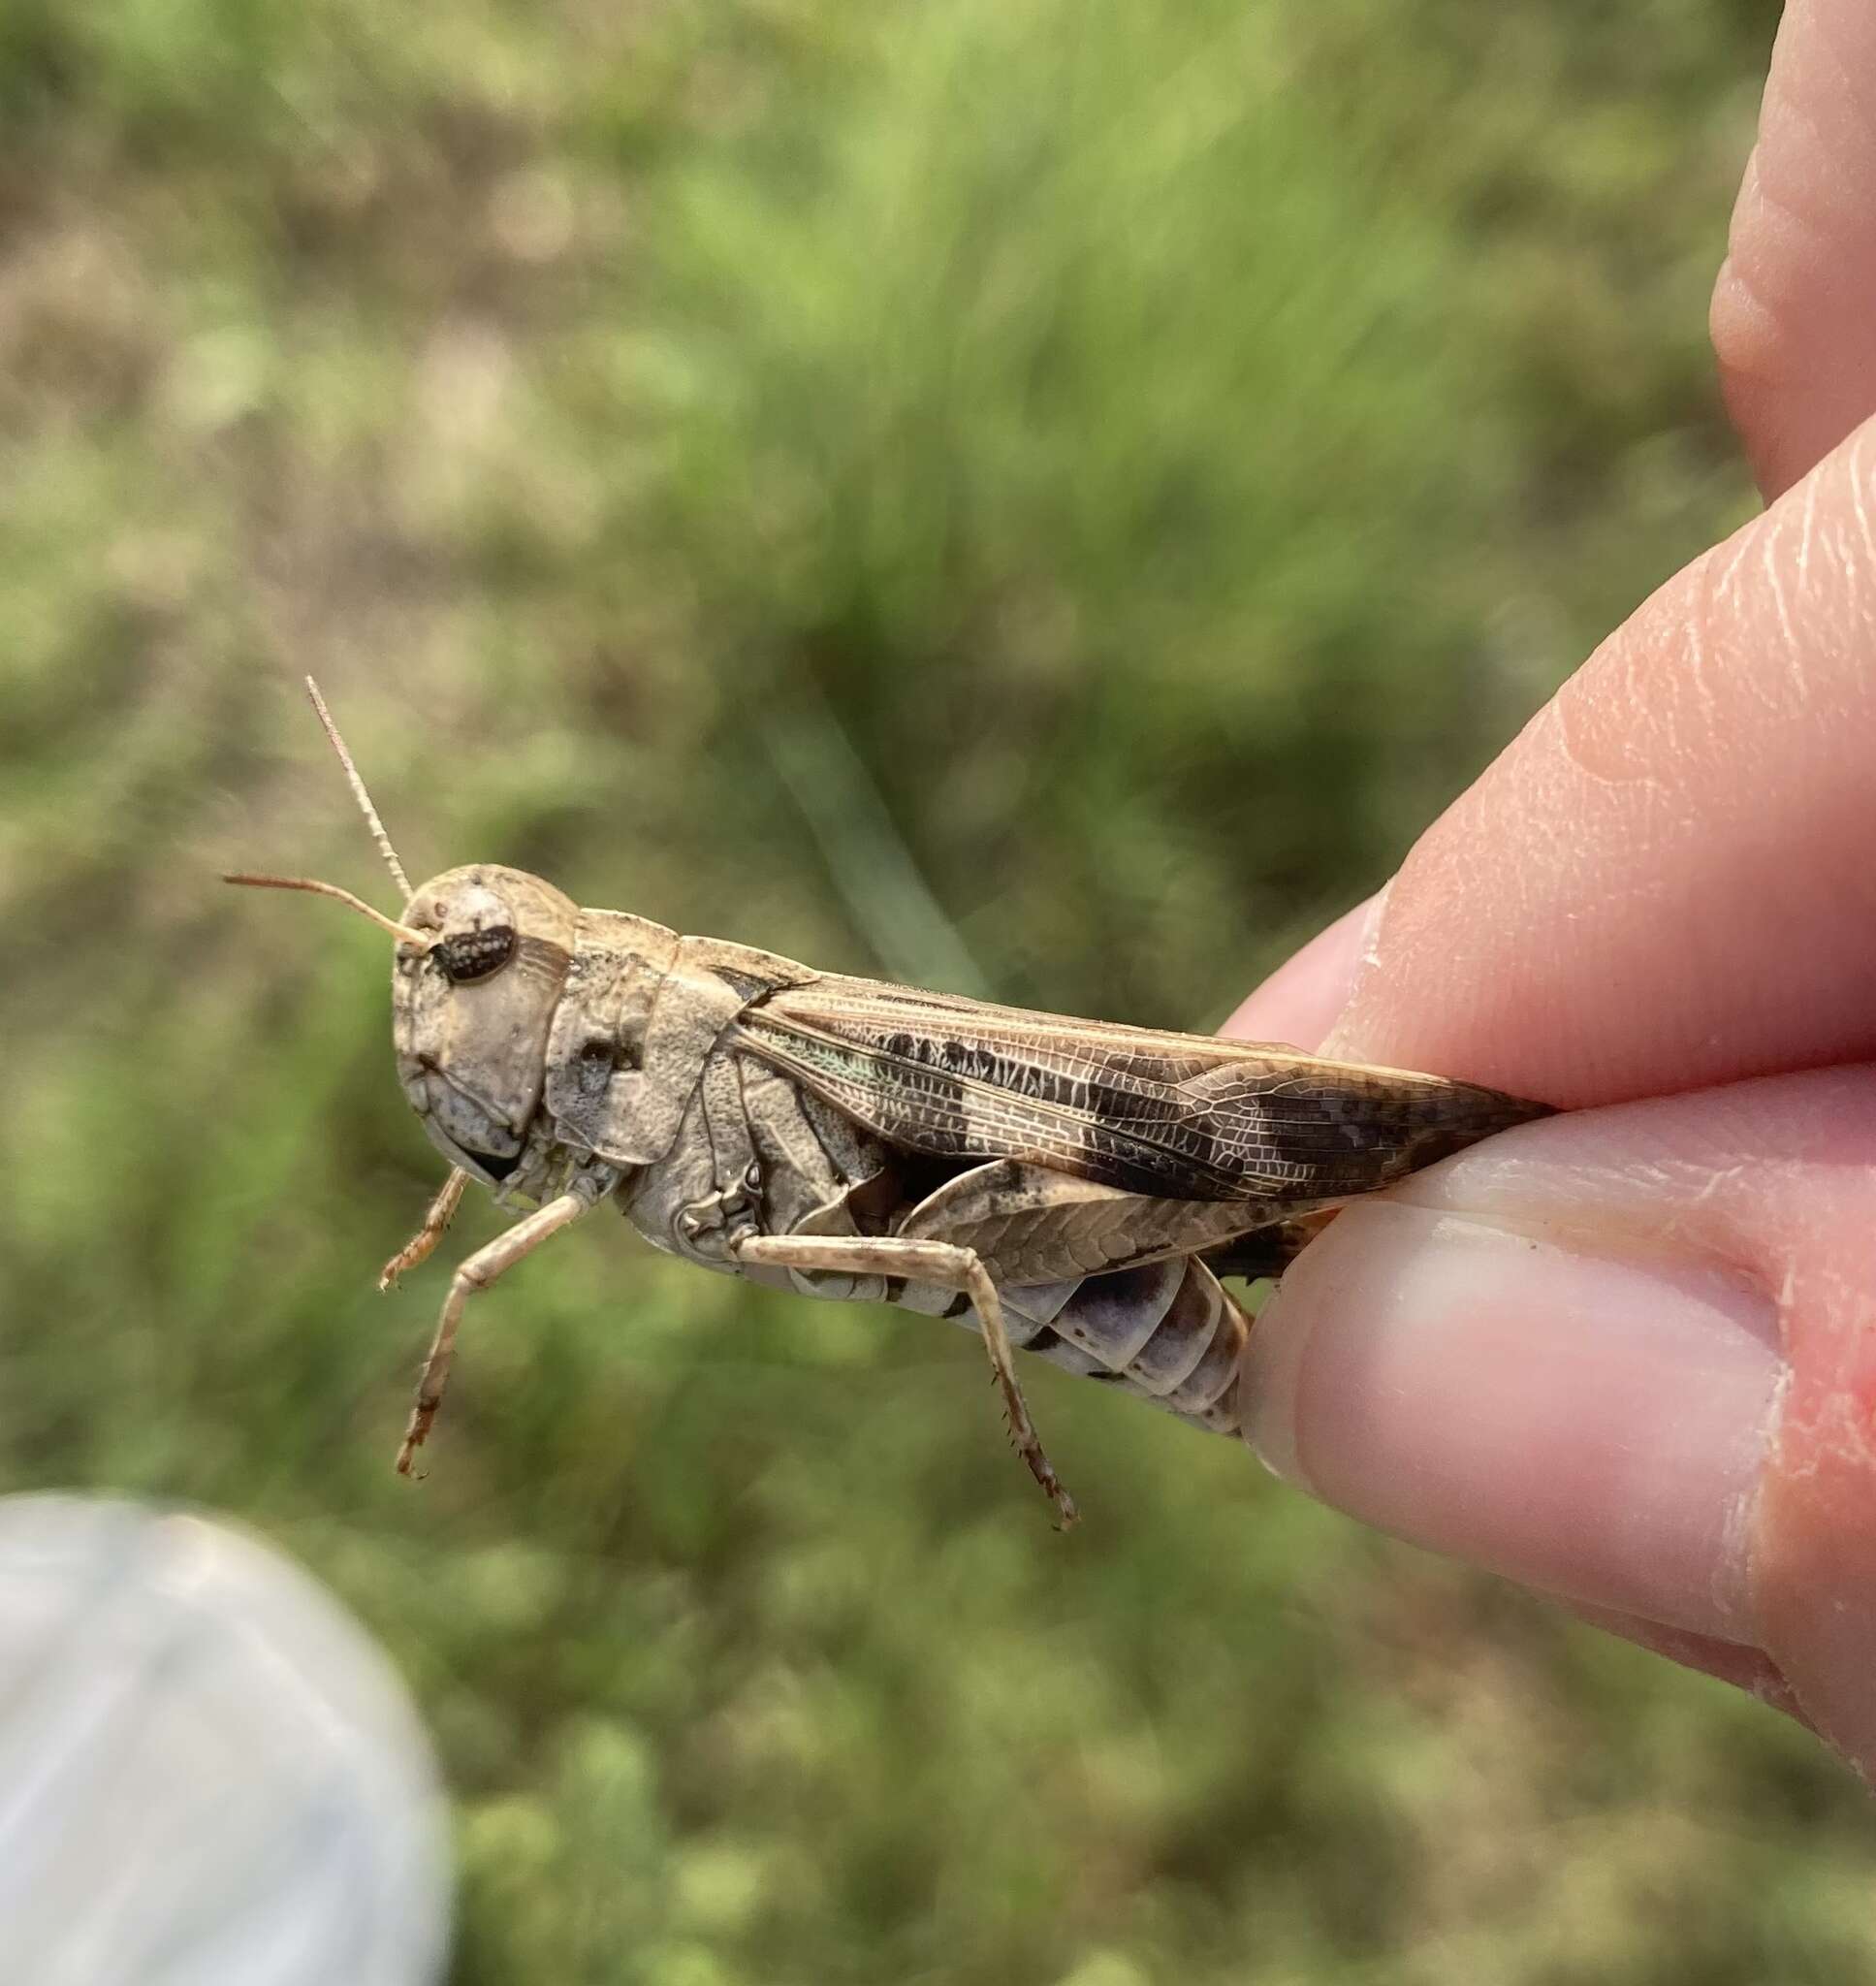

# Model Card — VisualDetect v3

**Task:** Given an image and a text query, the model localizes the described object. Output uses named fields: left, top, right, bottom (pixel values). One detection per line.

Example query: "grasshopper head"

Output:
left=226, top=685, right=585, bottom=1191
left=393, top=864, right=580, bottom=1185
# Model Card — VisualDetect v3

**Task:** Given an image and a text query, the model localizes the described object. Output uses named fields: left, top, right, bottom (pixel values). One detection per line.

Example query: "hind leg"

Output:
left=732, top=1231, right=1078, bottom=1529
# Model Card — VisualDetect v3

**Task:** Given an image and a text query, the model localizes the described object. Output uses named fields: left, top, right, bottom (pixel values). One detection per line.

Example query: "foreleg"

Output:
left=378, top=1168, right=469, bottom=1292
left=395, top=1189, right=593, bottom=1475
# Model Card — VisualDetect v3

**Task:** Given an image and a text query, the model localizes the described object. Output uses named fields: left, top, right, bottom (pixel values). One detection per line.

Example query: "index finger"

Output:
left=1254, top=417, right=1876, bottom=1107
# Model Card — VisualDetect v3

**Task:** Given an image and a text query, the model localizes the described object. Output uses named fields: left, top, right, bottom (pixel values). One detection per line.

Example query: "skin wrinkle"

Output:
left=1823, top=509, right=1857, bottom=593
left=1781, top=460, right=1868, bottom=677
left=1800, top=1376, right=1876, bottom=1482
left=1775, top=1258, right=1800, bottom=1320
left=1675, top=564, right=1719, bottom=743
left=1764, top=76, right=1843, bottom=248
left=1804, top=0, right=1876, bottom=155
left=1665, top=1157, right=1751, bottom=1220
left=1758, top=520, right=1799, bottom=665
left=1850, top=427, right=1876, bottom=562
left=1719, top=1362, right=1777, bottom=1635
left=1715, top=532, right=1809, bottom=725
left=1760, top=28, right=1863, bottom=267
left=1709, top=523, right=1754, bottom=615
left=1799, top=540, right=1849, bottom=649
left=1737, top=114, right=1832, bottom=289
left=1352, top=878, right=1388, bottom=977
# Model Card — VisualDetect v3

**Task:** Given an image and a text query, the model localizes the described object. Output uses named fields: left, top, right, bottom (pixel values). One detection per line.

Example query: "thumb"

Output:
left=1238, top=1068, right=1876, bottom=1775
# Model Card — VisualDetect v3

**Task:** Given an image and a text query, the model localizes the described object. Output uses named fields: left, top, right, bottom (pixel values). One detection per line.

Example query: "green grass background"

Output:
left=8, top=1, right=1874, bottom=1979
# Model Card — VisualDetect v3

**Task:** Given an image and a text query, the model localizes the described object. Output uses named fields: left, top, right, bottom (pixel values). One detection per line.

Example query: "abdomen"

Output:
left=893, top=1256, right=1254, bottom=1437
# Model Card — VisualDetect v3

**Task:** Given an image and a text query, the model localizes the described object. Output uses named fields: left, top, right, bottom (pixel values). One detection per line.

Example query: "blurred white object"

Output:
left=0, top=1495, right=451, bottom=1986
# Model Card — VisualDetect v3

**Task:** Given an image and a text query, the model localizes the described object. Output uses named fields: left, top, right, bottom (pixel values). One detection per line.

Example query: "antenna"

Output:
left=222, top=873, right=431, bottom=945
left=303, top=676, right=412, bottom=899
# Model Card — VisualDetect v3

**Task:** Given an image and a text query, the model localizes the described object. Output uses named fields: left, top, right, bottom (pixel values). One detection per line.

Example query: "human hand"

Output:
left=1227, top=0, right=1876, bottom=1778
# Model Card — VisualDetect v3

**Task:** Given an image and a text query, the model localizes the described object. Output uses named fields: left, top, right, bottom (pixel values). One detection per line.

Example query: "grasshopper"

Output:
left=229, top=681, right=1548, bottom=1526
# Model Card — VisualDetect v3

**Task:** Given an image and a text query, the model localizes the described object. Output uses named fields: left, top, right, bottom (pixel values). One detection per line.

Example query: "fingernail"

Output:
left=1242, top=1202, right=1781, bottom=1643
left=1224, top=889, right=1386, bottom=1052
left=1314, top=883, right=1391, bottom=1062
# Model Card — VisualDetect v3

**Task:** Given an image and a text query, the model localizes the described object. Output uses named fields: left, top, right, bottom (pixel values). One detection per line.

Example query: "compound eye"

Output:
left=434, top=923, right=517, bottom=983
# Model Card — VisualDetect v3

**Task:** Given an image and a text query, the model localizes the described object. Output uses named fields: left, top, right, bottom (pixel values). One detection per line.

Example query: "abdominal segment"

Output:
left=892, top=1255, right=1253, bottom=1437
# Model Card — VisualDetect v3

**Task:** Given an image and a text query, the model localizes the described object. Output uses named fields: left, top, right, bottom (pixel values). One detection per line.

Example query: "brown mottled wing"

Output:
left=731, top=975, right=1548, bottom=1205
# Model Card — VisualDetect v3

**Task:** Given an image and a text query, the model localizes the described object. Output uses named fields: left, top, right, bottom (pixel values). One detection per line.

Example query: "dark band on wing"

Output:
left=732, top=1003, right=1546, bottom=1203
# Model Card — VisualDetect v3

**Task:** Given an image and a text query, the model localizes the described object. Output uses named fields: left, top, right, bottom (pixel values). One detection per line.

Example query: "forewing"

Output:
left=733, top=975, right=1547, bottom=1205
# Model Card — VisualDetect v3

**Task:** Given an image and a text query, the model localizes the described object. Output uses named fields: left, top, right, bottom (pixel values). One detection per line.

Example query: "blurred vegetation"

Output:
left=7, top=1, right=1871, bottom=1981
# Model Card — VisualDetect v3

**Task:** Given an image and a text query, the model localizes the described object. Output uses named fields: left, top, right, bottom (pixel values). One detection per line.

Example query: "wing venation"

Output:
left=731, top=975, right=1545, bottom=1204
